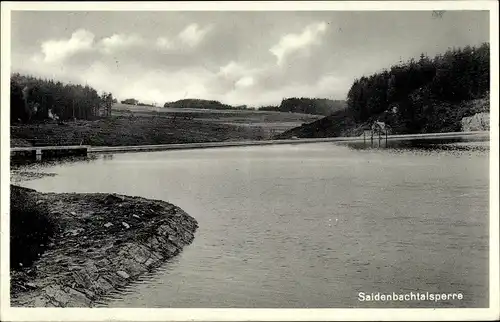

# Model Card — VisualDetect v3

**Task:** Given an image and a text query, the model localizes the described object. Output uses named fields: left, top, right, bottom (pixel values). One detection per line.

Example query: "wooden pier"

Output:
left=10, top=145, right=90, bottom=161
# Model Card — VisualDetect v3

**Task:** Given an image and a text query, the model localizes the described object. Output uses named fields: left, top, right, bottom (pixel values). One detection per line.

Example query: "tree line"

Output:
left=163, top=99, right=235, bottom=110
left=10, top=73, right=115, bottom=123
left=259, top=98, right=347, bottom=116
left=121, top=98, right=158, bottom=107
left=346, top=43, right=490, bottom=133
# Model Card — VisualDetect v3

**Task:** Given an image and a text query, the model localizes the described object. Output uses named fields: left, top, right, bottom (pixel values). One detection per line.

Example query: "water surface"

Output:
left=14, top=142, right=489, bottom=308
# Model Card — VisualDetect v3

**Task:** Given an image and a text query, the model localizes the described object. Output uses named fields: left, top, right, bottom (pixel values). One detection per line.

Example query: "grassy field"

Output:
left=112, top=103, right=322, bottom=123
left=10, top=104, right=323, bottom=147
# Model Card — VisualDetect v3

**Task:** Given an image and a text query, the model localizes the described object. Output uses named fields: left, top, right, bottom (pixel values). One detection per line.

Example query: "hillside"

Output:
left=260, top=98, right=346, bottom=116
left=163, top=98, right=346, bottom=116
left=276, top=97, right=490, bottom=139
left=10, top=116, right=273, bottom=147
left=276, top=43, right=490, bottom=139
left=11, top=100, right=322, bottom=148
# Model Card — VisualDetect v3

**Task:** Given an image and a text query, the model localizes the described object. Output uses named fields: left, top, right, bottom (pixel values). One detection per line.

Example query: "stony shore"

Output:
left=10, top=185, right=198, bottom=307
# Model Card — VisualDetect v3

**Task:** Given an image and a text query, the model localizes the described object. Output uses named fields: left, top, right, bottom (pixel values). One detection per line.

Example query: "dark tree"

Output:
left=10, top=74, right=109, bottom=123
left=345, top=42, right=490, bottom=133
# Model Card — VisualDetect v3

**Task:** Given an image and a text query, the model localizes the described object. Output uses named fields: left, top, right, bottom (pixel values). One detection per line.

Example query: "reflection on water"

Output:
left=12, top=140, right=489, bottom=308
left=344, top=136, right=490, bottom=152
left=11, top=154, right=99, bottom=183
left=11, top=154, right=99, bottom=168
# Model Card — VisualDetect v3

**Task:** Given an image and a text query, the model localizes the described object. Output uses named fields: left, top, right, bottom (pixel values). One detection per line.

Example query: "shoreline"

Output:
left=87, top=131, right=489, bottom=153
left=9, top=131, right=489, bottom=165
left=10, top=185, right=198, bottom=307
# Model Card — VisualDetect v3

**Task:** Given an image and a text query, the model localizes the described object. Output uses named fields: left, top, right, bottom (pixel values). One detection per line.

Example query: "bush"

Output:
left=10, top=185, right=55, bottom=270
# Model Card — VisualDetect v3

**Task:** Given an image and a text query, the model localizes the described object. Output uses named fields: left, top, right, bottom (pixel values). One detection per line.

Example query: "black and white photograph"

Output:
left=1, top=1, right=499, bottom=321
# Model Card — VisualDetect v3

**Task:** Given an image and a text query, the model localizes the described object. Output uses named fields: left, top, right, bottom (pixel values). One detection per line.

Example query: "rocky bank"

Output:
left=10, top=185, right=198, bottom=307
left=461, top=112, right=490, bottom=132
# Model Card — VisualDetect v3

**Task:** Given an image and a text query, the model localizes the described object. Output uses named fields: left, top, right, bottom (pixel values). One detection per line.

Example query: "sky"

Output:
left=10, top=10, right=489, bottom=107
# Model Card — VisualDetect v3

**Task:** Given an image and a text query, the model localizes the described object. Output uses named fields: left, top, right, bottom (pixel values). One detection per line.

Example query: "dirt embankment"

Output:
left=10, top=185, right=198, bottom=307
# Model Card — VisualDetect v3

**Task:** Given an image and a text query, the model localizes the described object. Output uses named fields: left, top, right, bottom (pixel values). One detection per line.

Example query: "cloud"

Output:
left=99, top=33, right=144, bottom=54
left=155, top=37, right=174, bottom=49
left=24, top=23, right=352, bottom=107
left=235, top=76, right=254, bottom=89
left=178, top=23, right=212, bottom=47
left=154, top=23, right=212, bottom=52
left=154, top=23, right=212, bottom=53
left=15, top=11, right=488, bottom=108
left=36, top=29, right=95, bottom=63
left=270, top=22, right=328, bottom=65
left=218, top=61, right=262, bottom=81
left=219, top=61, right=244, bottom=78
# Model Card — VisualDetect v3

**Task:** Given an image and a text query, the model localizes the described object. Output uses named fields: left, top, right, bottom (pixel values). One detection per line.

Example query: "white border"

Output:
left=1, top=1, right=499, bottom=321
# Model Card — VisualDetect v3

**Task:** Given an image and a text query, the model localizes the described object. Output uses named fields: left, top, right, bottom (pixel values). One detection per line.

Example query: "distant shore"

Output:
left=10, top=107, right=321, bottom=148
left=10, top=185, right=198, bottom=307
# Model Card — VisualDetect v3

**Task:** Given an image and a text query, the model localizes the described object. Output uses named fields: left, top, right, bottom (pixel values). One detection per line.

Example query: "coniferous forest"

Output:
left=259, top=98, right=347, bottom=116
left=278, top=43, right=490, bottom=138
left=347, top=43, right=489, bottom=132
left=10, top=73, right=115, bottom=123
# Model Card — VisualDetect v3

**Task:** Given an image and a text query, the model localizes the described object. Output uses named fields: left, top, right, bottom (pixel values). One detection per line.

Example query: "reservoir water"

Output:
left=13, top=142, right=489, bottom=308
